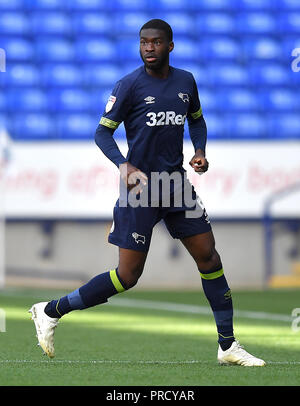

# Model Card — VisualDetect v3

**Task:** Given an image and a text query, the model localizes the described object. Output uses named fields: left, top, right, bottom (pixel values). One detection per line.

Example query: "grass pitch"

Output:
left=0, top=287, right=300, bottom=386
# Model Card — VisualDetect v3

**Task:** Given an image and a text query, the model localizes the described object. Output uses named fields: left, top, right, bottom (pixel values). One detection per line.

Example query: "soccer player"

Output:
left=29, top=19, right=265, bottom=367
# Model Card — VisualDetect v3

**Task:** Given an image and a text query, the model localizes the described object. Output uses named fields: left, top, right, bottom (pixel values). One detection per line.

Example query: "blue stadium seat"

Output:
left=0, top=114, right=8, bottom=130
left=49, top=89, right=92, bottom=112
left=200, top=113, right=222, bottom=138
left=157, top=13, right=194, bottom=36
left=114, top=0, right=149, bottom=11
left=208, top=63, right=249, bottom=86
left=249, top=62, right=290, bottom=86
left=30, top=12, right=72, bottom=35
left=224, top=113, right=267, bottom=138
left=41, top=64, right=83, bottom=87
left=0, top=12, right=29, bottom=34
left=236, top=12, right=277, bottom=34
left=197, top=88, right=218, bottom=112
left=0, top=0, right=25, bottom=10
left=291, top=52, right=300, bottom=84
left=12, top=113, right=55, bottom=140
left=267, top=113, right=300, bottom=138
left=0, top=92, right=6, bottom=111
left=200, top=37, right=240, bottom=60
left=57, top=114, right=96, bottom=139
left=67, top=0, right=107, bottom=10
left=35, top=38, right=74, bottom=61
left=114, top=122, right=126, bottom=138
left=0, top=0, right=298, bottom=142
left=192, top=0, right=234, bottom=10
left=114, top=13, right=150, bottom=35
left=25, top=0, right=66, bottom=10
left=174, top=63, right=208, bottom=86
left=235, top=0, right=275, bottom=10
left=83, top=64, right=122, bottom=87
left=282, top=37, right=300, bottom=57
left=217, top=89, right=258, bottom=112
left=91, top=88, right=112, bottom=113
left=72, top=13, right=113, bottom=35
left=4, top=64, right=40, bottom=86
left=259, top=89, right=300, bottom=111
left=195, top=13, right=235, bottom=34
left=7, top=88, right=48, bottom=112
left=278, top=0, right=300, bottom=10
left=242, top=38, right=282, bottom=60
left=279, top=13, right=300, bottom=33
left=148, top=0, right=195, bottom=11
left=75, top=38, right=116, bottom=62
left=116, top=39, right=140, bottom=61
left=0, top=38, right=34, bottom=61
left=171, top=38, right=199, bottom=62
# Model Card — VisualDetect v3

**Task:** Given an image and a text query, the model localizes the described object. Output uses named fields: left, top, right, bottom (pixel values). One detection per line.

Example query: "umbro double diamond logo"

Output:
left=144, top=96, right=155, bottom=104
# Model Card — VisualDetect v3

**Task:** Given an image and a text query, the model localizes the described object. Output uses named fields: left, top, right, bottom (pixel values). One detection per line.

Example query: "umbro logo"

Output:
left=178, top=93, right=189, bottom=103
left=144, top=96, right=155, bottom=104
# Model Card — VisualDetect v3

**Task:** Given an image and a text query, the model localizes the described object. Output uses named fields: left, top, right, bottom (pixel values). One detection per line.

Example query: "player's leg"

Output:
left=164, top=198, right=265, bottom=366
left=164, top=205, right=234, bottom=348
left=181, top=231, right=265, bottom=366
left=180, top=231, right=234, bottom=350
left=118, top=247, right=148, bottom=288
left=44, top=247, right=147, bottom=318
left=29, top=199, right=156, bottom=358
left=29, top=247, right=147, bottom=358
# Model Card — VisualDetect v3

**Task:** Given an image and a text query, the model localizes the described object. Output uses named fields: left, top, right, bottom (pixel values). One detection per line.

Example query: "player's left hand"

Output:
left=189, top=149, right=209, bottom=174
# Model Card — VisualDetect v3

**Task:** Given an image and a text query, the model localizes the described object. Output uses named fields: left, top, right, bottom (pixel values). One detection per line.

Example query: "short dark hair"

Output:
left=139, top=19, right=173, bottom=42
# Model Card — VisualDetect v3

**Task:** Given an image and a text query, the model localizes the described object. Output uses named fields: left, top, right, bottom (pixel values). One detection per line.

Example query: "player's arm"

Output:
left=187, top=76, right=209, bottom=174
left=95, top=81, right=147, bottom=191
left=95, top=81, right=129, bottom=167
left=95, top=123, right=127, bottom=167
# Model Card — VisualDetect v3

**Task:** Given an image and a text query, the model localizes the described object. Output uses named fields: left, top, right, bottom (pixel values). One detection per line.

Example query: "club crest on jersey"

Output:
left=144, top=96, right=155, bottom=104
left=178, top=93, right=189, bottom=103
left=105, top=95, right=116, bottom=113
left=132, top=232, right=146, bottom=244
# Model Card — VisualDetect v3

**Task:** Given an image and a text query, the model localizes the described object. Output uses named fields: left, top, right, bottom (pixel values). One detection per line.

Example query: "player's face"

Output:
left=139, top=28, right=173, bottom=71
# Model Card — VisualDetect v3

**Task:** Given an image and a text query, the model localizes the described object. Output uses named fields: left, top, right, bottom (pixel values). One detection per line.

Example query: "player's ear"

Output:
left=169, top=41, right=174, bottom=53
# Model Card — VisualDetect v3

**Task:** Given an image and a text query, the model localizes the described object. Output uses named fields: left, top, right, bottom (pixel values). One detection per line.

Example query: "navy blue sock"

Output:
left=199, top=267, right=235, bottom=351
left=44, top=268, right=126, bottom=318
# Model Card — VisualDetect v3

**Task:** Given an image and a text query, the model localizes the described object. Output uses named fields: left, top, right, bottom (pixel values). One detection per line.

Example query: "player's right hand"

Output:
left=119, top=162, right=148, bottom=194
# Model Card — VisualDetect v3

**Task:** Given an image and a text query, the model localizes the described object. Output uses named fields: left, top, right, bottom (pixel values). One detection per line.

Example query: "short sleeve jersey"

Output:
left=99, top=65, right=203, bottom=175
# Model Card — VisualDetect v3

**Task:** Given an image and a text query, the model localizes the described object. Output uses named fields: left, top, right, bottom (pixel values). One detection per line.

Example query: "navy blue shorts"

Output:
left=108, top=183, right=212, bottom=252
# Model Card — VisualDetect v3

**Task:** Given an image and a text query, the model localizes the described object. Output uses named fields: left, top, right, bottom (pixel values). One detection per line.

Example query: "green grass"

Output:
left=0, top=287, right=300, bottom=386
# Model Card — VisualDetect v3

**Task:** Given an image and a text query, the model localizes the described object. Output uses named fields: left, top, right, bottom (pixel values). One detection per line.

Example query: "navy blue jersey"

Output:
left=99, top=65, right=203, bottom=175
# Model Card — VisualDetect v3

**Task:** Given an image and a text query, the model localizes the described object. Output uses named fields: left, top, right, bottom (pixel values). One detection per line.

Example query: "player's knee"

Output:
left=122, top=271, right=140, bottom=289
left=196, top=248, right=222, bottom=272
left=118, top=265, right=144, bottom=289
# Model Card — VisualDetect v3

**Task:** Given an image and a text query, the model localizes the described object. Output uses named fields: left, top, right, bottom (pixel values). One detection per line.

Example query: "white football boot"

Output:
left=218, top=340, right=266, bottom=367
left=29, top=302, right=59, bottom=358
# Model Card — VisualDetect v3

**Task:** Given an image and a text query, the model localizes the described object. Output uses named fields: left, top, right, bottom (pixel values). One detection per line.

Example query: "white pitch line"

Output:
left=0, top=360, right=299, bottom=365
left=0, top=291, right=294, bottom=322
left=109, top=298, right=293, bottom=323
left=0, top=360, right=207, bottom=365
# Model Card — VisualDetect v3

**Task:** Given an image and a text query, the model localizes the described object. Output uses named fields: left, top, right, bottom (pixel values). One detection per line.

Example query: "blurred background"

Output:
left=0, top=0, right=299, bottom=291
